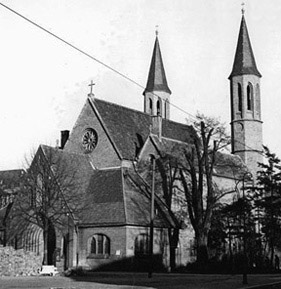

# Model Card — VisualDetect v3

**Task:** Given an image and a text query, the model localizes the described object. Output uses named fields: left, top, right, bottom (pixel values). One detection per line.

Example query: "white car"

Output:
left=39, top=265, right=59, bottom=276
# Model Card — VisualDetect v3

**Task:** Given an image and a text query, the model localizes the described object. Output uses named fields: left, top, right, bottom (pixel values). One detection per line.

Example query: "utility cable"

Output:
left=0, top=2, right=267, bottom=157
left=0, top=2, right=196, bottom=121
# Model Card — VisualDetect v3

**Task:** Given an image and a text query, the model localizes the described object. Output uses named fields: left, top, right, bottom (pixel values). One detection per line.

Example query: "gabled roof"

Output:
left=93, top=98, right=195, bottom=160
left=80, top=167, right=177, bottom=228
left=143, top=36, right=171, bottom=95
left=229, top=15, right=261, bottom=78
left=81, top=168, right=126, bottom=225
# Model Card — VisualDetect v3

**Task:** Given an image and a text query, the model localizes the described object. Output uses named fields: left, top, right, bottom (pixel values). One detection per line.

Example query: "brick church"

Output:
left=0, top=11, right=263, bottom=271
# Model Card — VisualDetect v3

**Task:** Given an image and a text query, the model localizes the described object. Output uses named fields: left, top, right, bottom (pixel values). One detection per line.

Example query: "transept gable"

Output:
left=63, top=98, right=121, bottom=168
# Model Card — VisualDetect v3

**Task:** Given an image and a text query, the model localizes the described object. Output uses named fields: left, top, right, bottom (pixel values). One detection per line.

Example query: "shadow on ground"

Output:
left=69, top=272, right=281, bottom=289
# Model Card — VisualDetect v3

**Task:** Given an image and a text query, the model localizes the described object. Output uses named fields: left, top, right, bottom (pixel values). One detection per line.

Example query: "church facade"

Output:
left=0, top=11, right=263, bottom=271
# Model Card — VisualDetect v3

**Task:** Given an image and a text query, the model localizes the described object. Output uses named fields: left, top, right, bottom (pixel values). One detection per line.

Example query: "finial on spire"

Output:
left=155, top=25, right=159, bottom=37
left=241, top=2, right=245, bottom=15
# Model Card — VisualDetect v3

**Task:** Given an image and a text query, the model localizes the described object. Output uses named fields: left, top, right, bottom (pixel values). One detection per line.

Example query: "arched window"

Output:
left=89, top=234, right=110, bottom=255
left=91, top=237, right=96, bottom=254
left=157, top=99, right=162, bottom=115
left=135, top=234, right=149, bottom=256
left=164, top=100, right=169, bottom=118
left=149, top=98, right=153, bottom=115
left=256, top=83, right=261, bottom=114
left=238, top=83, right=242, bottom=112
left=247, top=83, right=253, bottom=110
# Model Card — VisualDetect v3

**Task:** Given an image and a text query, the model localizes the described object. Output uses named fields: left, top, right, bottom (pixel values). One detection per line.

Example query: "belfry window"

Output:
left=157, top=99, right=162, bottom=115
left=149, top=98, right=153, bottom=115
left=256, top=84, right=261, bottom=114
left=164, top=100, right=168, bottom=118
left=238, top=83, right=242, bottom=112
left=247, top=83, right=253, bottom=110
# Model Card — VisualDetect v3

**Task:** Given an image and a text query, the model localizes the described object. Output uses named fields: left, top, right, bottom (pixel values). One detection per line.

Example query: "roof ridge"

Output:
left=94, top=98, right=150, bottom=117
left=95, top=98, right=192, bottom=128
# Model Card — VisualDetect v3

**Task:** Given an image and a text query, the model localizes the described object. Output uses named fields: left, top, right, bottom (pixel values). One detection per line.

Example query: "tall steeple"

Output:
left=229, top=11, right=263, bottom=177
left=229, top=14, right=261, bottom=79
left=143, top=31, right=171, bottom=119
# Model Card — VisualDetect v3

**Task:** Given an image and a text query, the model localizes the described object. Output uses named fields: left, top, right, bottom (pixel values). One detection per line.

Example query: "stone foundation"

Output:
left=0, top=246, right=42, bottom=276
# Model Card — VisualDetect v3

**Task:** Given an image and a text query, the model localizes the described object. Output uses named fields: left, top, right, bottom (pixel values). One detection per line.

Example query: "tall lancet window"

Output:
left=247, top=83, right=253, bottom=110
left=256, top=83, right=260, bottom=115
left=157, top=99, right=162, bottom=115
left=238, top=83, right=242, bottom=112
left=149, top=98, right=153, bottom=115
left=164, top=100, right=168, bottom=118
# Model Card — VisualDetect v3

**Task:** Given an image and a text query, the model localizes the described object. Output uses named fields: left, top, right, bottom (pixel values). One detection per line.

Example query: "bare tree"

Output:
left=18, top=145, right=86, bottom=265
left=131, top=114, right=245, bottom=269
left=179, top=113, right=244, bottom=266
left=0, top=170, right=26, bottom=247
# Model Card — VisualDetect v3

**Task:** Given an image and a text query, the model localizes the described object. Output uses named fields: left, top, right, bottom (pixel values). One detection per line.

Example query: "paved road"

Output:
left=1, top=273, right=281, bottom=289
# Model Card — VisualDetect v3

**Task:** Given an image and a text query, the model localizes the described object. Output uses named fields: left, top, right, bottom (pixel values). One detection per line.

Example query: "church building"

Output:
left=0, top=10, right=263, bottom=271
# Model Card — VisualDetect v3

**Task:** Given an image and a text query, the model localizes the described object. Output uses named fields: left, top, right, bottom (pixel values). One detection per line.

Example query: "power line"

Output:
left=0, top=2, right=197, bottom=121
left=0, top=2, right=266, bottom=158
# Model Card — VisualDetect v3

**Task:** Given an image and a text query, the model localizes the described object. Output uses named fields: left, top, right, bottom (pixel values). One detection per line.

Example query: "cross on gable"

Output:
left=88, top=80, right=95, bottom=96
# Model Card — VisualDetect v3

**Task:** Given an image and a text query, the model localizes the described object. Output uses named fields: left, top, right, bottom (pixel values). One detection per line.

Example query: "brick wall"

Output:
left=78, top=226, right=127, bottom=269
left=64, top=100, right=121, bottom=168
left=0, top=246, right=42, bottom=276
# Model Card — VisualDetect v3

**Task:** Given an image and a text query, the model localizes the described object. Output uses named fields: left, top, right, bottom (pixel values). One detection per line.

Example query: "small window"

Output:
left=256, top=84, right=261, bottom=114
left=157, top=99, right=162, bottom=115
left=247, top=83, right=253, bottom=110
left=149, top=98, right=153, bottom=115
left=164, top=100, right=169, bottom=118
left=89, top=234, right=110, bottom=255
left=135, top=234, right=149, bottom=256
left=238, top=83, right=242, bottom=112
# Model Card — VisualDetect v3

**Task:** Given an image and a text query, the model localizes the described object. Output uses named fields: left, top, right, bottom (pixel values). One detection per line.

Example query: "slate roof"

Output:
left=124, top=169, right=178, bottom=228
left=150, top=135, right=248, bottom=180
left=81, top=168, right=126, bottom=225
left=80, top=167, right=177, bottom=228
left=93, top=98, right=195, bottom=160
left=229, top=15, right=261, bottom=78
left=143, top=36, right=171, bottom=95
left=29, top=145, right=178, bottom=228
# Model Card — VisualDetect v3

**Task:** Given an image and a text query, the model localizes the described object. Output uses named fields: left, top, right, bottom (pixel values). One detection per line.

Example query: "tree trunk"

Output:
left=169, top=228, right=179, bottom=271
left=43, top=221, right=48, bottom=265
left=196, top=232, right=209, bottom=270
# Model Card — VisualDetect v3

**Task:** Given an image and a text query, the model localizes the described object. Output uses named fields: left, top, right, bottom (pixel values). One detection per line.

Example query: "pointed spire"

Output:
left=229, top=14, right=261, bottom=79
left=143, top=32, right=171, bottom=95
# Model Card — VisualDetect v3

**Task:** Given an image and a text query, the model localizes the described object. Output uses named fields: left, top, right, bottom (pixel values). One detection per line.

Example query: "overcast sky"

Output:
left=0, top=0, right=280, bottom=170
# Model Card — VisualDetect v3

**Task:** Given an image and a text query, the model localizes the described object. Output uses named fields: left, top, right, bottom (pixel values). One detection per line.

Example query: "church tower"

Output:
left=143, top=31, right=171, bottom=119
left=229, top=11, right=263, bottom=176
